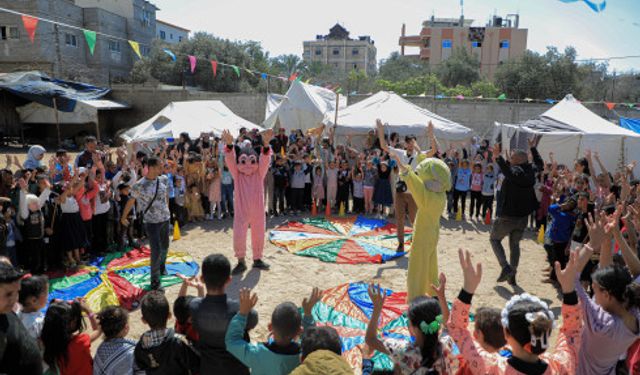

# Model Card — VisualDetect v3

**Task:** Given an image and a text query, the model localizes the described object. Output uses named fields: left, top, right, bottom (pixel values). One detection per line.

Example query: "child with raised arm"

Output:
left=448, top=248, right=584, bottom=375
left=225, top=287, right=322, bottom=375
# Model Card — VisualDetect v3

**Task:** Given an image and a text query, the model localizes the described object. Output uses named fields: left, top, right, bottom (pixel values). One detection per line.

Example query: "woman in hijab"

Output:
left=23, top=145, right=46, bottom=170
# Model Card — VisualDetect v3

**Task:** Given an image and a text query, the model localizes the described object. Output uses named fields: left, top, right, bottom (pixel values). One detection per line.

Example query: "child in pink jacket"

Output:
left=448, top=249, right=583, bottom=375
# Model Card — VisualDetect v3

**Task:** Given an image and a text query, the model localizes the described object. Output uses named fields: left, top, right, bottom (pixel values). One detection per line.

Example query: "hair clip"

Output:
left=419, top=314, right=443, bottom=335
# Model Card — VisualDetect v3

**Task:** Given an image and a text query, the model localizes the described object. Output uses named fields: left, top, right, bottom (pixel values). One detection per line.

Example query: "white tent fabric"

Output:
left=121, top=101, right=261, bottom=142
left=331, top=91, right=474, bottom=148
left=16, top=100, right=128, bottom=124
left=494, top=94, right=640, bottom=174
left=263, top=80, right=346, bottom=132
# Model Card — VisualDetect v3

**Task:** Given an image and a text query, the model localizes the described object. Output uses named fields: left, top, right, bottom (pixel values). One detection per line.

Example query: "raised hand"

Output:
left=367, top=284, right=387, bottom=313
left=261, top=128, right=273, bottom=146
left=430, top=272, right=447, bottom=301
left=458, top=249, right=482, bottom=294
left=238, top=288, right=258, bottom=316
left=586, top=211, right=608, bottom=249
left=554, top=248, right=588, bottom=294
left=302, top=287, right=322, bottom=316
left=492, top=143, right=501, bottom=157
left=221, top=130, right=234, bottom=146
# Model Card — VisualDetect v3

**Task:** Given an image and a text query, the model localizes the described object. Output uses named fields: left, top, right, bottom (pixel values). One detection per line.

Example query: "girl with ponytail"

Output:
left=365, top=283, right=458, bottom=374
left=448, top=248, right=585, bottom=374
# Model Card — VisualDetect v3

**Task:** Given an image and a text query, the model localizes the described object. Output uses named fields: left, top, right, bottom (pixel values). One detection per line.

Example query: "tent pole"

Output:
left=334, top=93, right=339, bottom=126
left=95, top=118, right=101, bottom=143
left=53, top=97, right=61, bottom=147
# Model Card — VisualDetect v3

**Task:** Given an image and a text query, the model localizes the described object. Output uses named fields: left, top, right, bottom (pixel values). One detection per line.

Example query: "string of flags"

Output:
left=421, top=93, right=638, bottom=110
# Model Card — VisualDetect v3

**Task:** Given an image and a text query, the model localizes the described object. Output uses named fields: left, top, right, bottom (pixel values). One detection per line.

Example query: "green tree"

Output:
left=378, top=52, right=431, bottom=82
left=436, top=47, right=480, bottom=87
left=494, top=50, right=551, bottom=99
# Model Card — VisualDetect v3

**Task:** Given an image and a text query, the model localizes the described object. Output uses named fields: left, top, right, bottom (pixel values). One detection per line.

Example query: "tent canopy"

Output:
left=620, top=117, right=640, bottom=134
left=263, top=80, right=346, bottom=132
left=331, top=91, right=474, bottom=148
left=495, top=94, right=640, bottom=174
left=17, top=99, right=129, bottom=125
left=0, top=71, right=110, bottom=112
left=121, top=100, right=261, bottom=142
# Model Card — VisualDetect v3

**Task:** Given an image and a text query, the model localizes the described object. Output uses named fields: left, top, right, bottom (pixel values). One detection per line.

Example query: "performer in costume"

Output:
left=392, top=153, right=451, bottom=301
left=222, top=129, right=273, bottom=274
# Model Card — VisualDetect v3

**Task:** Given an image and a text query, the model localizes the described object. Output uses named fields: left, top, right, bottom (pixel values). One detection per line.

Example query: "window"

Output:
left=141, top=9, right=152, bottom=27
left=160, top=30, right=166, bottom=40
left=353, top=64, right=358, bottom=69
left=0, top=26, right=19, bottom=40
left=108, top=40, right=121, bottom=53
left=170, top=33, right=173, bottom=40
left=472, top=41, right=482, bottom=48
left=141, top=45, right=150, bottom=57
left=500, top=40, right=510, bottom=49
left=178, top=36, right=183, bottom=42
left=65, top=33, right=77, bottom=47
left=352, top=48, right=359, bottom=55
left=315, top=48, right=322, bottom=55
left=442, top=39, right=452, bottom=48
left=333, top=48, right=340, bottom=55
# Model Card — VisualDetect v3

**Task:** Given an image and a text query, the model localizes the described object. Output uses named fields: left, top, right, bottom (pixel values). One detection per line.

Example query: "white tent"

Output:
left=17, top=99, right=129, bottom=125
left=263, top=80, right=346, bottom=132
left=120, top=101, right=261, bottom=142
left=494, top=94, right=640, bottom=174
left=331, top=91, right=474, bottom=148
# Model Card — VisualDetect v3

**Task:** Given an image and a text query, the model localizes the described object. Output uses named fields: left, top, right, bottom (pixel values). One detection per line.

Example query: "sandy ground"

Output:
left=4, top=150, right=561, bottom=358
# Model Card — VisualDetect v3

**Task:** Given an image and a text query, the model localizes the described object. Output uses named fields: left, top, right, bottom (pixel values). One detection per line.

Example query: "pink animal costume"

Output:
left=224, top=144, right=272, bottom=261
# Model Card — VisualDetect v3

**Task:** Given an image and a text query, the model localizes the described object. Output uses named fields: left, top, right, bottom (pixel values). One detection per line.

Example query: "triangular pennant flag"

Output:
left=210, top=60, right=218, bottom=77
left=604, top=102, right=615, bottom=110
left=335, top=87, right=343, bottom=94
left=83, top=30, right=97, bottom=55
left=476, top=95, right=483, bottom=99
left=545, top=98, right=556, bottom=104
left=497, top=93, right=507, bottom=101
left=304, top=78, right=311, bottom=84
left=163, top=49, right=176, bottom=61
left=289, top=73, right=298, bottom=82
left=261, top=73, right=267, bottom=80
left=129, top=40, right=142, bottom=59
left=524, top=97, right=534, bottom=102
left=455, top=95, right=464, bottom=100
left=188, top=55, right=197, bottom=73
left=627, top=103, right=635, bottom=109
left=21, top=15, right=39, bottom=43
left=231, top=65, right=240, bottom=78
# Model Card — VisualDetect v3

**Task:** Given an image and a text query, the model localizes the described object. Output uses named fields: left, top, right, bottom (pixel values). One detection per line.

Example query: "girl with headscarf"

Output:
left=24, top=145, right=46, bottom=170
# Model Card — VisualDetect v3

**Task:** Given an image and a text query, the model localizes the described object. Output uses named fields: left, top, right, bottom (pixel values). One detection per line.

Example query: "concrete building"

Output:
left=0, top=0, right=158, bottom=84
left=303, top=24, right=377, bottom=76
left=156, top=20, right=189, bottom=44
left=399, top=14, right=527, bottom=79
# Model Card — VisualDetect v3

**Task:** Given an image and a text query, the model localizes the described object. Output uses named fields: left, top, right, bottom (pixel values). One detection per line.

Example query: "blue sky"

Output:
left=153, top=0, right=639, bottom=72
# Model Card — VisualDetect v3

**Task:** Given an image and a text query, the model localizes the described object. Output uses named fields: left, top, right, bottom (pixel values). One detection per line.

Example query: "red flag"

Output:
left=289, top=72, right=298, bottom=82
left=21, top=15, right=39, bottom=43
left=605, top=102, right=615, bottom=110
left=211, top=60, right=218, bottom=77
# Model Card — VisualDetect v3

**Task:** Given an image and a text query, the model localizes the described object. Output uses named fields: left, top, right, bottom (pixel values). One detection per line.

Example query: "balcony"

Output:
left=399, top=35, right=422, bottom=47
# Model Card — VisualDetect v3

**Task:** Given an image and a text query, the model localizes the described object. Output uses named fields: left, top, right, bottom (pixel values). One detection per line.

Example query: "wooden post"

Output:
left=95, top=118, right=101, bottom=143
left=53, top=97, right=61, bottom=147
left=334, top=92, right=340, bottom=126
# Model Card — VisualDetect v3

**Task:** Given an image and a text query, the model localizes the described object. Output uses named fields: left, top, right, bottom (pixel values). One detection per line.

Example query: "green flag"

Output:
left=497, top=93, right=507, bottom=101
left=627, top=103, right=635, bottom=109
left=335, top=87, right=343, bottom=94
left=231, top=65, right=240, bottom=78
left=83, top=30, right=97, bottom=55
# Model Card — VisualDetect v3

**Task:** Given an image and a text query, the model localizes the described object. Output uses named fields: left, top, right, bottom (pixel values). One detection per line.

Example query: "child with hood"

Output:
left=23, top=145, right=46, bottom=170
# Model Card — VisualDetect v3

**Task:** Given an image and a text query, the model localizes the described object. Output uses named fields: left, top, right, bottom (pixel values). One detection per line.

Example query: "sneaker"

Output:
left=232, top=261, right=247, bottom=275
left=508, top=272, right=517, bottom=286
left=496, top=267, right=512, bottom=283
left=253, top=259, right=271, bottom=270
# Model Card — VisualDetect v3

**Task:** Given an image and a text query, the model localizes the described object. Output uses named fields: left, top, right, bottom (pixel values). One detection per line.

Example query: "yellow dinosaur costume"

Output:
left=400, top=157, right=451, bottom=301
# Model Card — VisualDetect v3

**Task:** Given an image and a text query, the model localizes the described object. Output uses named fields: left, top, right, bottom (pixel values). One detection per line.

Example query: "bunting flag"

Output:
left=261, top=72, right=267, bottom=80
left=188, top=55, right=197, bottom=73
left=558, top=0, right=606, bottom=13
left=524, top=98, right=534, bottom=102
left=605, top=102, right=616, bottom=110
left=335, top=87, right=343, bottom=94
left=435, top=94, right=445, bottom=99
left=21, top=15, right=38, bottom=43
left=497, top=93, right=507, bottom=101
left=475, top=95, right=483, bottom=99
left=455, top=95, right=464, bottom=100
left=545, top=99, right=556, bottom=104
left=210, top=60, right=218, bottom=77
left=289, top=72, right=298, bottom=82
left=231, top=65, right=240, bottom=78
left=304, top=78, right=311, bottom=84
left=129, top=40, right=142, bottom=59
left=83, top=29, right=97, bottom=55
left=163, top=49, right=176, bottom=61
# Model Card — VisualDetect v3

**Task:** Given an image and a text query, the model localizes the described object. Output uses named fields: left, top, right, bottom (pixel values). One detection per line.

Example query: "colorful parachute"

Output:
left=48, top=247, right=199, bottom=313
left=312, top=282, right=411, bottom=372
left=269, top=216, right=412, bottom=264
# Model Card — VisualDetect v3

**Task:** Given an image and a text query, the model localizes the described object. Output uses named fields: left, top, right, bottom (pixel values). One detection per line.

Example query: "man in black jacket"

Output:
left=491, top=139, right=543, bottom=285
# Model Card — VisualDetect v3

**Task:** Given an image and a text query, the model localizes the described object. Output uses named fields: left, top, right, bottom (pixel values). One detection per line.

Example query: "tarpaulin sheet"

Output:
left=269, top=216, right=412, bottom=264
left=0, top=71, right=109, bottom=112
left=621, top=117, right=640, bottom=134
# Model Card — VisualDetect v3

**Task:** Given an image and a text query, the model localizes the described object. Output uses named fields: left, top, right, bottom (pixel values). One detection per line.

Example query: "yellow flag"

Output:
left=129, top=40, right=142, bottom=59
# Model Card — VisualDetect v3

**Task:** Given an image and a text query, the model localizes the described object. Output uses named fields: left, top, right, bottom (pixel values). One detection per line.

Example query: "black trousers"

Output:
left=470, top=191, right=482, bottom=217
left=24, top=238, right=44, bottom=273
left=92, top=212, right=108, bottom=253
left=544, top=241, right=569, bottom=280
left=304, top=183, right=312, bottom=209
left=273, top=186, right=286, bottom=213
left=481, top=195, right=494, bottom=219
left=353, top=197, right=364, bottom=213
left=453, top=189, right=468, bottom=215
left=291, top=188, right=305, bottom=211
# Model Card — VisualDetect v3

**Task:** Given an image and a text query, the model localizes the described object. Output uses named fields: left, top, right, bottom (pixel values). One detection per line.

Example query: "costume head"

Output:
left=415, top=158, right=451, bottom=193
left=237, top=142, right=259, bottom=176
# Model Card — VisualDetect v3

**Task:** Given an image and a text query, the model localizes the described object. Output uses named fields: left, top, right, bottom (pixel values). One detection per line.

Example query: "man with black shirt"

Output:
left=491, top=140, right=543, bottom=285
left=75, top=136, right=98, bottom=169
left=0, top=262, right=42, bottom=375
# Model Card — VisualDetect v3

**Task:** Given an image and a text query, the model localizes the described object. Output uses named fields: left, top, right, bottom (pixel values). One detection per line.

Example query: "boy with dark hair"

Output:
left=225, top=287, right=322, bottom=375
left=291, top=326, right=352, bottom=375
left=18, top=275, right=48, bottom=339
left=0, top=262, right=42, bottom=375
left=134, top=291, right=200, bottom=375
left=190, top=254, right=258, bottom=375
left=94, top=306, right=141, bottom=375
left=472, top=307, right=507, bottom=352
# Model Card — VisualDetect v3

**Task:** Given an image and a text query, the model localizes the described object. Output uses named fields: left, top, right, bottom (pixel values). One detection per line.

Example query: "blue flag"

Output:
left=163, top=49, right=177, bottom=61
left=261, top=73, right=267, bottom=80
left=558, top=0, right=606, bottom=13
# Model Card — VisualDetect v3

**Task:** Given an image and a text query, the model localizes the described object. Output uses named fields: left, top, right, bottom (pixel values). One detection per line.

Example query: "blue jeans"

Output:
left=221, top=183, right=234, bottom=213
left=144, top=221, right=169, bottom=290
